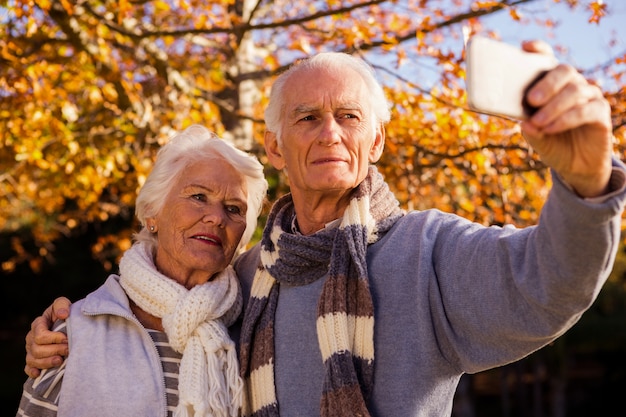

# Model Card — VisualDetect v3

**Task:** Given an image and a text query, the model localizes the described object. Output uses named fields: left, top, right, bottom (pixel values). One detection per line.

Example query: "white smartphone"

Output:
left=465, top=36, right=558, bottom=120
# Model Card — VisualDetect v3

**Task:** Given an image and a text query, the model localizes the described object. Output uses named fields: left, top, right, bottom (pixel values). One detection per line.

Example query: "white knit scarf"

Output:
left=119, top=242, right=244, bottom=417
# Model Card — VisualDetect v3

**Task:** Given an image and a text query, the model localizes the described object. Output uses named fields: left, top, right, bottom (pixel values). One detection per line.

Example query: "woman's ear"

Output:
left=369, top=123, right=385, bottom=163
left=264, top=130, right=286, bottom=170
left=146, top=217, right=157, bottom=233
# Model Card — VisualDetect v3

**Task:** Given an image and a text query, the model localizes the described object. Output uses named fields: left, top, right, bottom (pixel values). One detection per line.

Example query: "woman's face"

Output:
left=150, top=158, right=248, bottom=288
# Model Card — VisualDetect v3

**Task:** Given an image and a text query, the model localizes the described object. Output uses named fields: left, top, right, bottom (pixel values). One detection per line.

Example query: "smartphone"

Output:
left=465, top=36, right=558, bottom=120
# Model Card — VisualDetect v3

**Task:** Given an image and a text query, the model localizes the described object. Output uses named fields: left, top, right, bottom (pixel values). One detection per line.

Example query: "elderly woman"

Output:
left=16, top=125, right=268, bottom=417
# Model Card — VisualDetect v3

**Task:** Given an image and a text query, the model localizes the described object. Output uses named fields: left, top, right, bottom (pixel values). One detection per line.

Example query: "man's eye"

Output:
left=300, top=115, right=315, bottom=121
left=340, top=113, right=358, bottom=119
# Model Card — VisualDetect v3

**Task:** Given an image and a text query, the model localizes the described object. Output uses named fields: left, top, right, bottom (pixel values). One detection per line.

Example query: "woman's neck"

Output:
left=129, top=299, right=164, bottom=331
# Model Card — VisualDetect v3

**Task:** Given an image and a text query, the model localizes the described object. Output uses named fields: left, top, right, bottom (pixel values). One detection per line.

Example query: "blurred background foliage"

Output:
left=2, top=0, right=626, bottom=415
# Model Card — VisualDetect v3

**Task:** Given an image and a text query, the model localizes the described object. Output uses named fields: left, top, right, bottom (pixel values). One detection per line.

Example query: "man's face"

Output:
left=265, top=66, right=384, bottom=197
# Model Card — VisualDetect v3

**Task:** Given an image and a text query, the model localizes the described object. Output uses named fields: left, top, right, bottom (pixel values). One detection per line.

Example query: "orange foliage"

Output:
left=1, top=0, right=624, bottom=271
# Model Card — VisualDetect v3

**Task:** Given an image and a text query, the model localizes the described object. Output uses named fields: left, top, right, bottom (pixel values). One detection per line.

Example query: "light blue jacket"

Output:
left=57, top=276, right=168, bottom=417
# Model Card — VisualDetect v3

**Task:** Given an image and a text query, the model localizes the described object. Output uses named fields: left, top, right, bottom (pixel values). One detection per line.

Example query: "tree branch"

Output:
left=47, top=2, right=132, bottom=110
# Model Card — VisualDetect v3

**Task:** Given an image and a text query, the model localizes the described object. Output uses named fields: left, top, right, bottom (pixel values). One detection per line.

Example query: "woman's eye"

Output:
left=192, top=194, right=206, bottom=202
left=226, top=205, right=243, bottom=215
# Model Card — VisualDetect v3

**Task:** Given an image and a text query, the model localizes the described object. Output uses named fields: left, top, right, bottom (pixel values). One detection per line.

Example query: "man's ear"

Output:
left=264, top=130, right=286, bottom=170
left=369, top=123, right=385, bottom=163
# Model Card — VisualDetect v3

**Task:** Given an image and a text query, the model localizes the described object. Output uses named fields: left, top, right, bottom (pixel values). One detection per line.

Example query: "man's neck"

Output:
left=290, top=189, right=352, bottom=235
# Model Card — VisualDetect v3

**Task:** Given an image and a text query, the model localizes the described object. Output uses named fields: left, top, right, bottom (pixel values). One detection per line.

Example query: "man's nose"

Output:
left=317, top=116, right=342, bottom=146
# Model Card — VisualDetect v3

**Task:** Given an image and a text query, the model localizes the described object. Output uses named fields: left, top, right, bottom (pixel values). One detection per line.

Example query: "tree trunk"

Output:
left=224, top=0, right=264, bottom=152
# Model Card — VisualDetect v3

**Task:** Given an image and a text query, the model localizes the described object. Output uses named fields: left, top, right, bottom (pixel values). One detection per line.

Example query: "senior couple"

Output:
left=18, top=40, right=626, bottom=417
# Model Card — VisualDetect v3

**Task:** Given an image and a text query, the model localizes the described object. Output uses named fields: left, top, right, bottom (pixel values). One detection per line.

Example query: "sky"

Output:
left=371, top=0, right=626, bottom=96
left=482, top=0, right=626, bottom=87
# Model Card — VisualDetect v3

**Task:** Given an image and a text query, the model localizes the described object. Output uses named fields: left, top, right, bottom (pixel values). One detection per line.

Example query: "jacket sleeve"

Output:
left=430, top=159, right=626, bottom=373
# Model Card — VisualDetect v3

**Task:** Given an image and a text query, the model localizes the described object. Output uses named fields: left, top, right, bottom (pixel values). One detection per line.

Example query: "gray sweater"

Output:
left=232, top=167, right=626, bottom=417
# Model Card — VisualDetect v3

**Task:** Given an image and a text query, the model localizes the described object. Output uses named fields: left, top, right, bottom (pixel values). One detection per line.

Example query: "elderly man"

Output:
left=26, top=41, right=626, bottom=417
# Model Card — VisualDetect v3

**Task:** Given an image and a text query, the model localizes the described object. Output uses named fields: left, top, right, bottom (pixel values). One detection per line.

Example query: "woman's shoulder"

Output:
left=17, top=325, right=67, bottom=416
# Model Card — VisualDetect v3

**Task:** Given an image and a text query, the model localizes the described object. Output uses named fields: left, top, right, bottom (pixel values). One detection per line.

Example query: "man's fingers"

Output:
left=521, top=39, right=554, bottom=56
left=24, top=315, right=69, bottom=378
left=30, top=316, right=67, bottom=345
left=50, top=297, right=72, bottom=322
left=25, top=349, right=66, bottom=374
left=525, top=65, right=584, bottom=110
left=24, top=322, right=68, bottom=378
left=524, top=65, right=608, bottom=134
left=24, top=363, right=41, bottom=379
left=23, top=298, right=72, bottom=378
left=541, top=96, right=611, bottom=135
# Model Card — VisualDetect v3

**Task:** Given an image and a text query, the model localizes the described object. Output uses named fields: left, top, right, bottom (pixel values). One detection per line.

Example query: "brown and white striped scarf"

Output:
left=239, top=166, right=404, bottom=417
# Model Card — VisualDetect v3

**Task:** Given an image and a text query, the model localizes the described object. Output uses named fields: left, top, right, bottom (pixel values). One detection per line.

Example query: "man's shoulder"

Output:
left=236, top=242, right=261, bottom=264
left=234, top=243, right=262, bottom=294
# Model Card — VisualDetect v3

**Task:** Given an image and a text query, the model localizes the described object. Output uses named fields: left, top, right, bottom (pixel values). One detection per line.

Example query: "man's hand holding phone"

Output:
left=465, top=36, right=614, bottom=199
left=466, top=35, right=558, bottom=120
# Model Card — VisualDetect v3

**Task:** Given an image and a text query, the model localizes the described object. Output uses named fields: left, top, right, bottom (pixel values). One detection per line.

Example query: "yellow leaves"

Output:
left=59, top=0, right=74, bottom=15
left=195, top=14, right=209, bottom=29
left=588, top=0, right=607, bottom=24
left=456, top=192, right=477, bottom=214
left=65, top=160, right=76, bottom=175
left=298, top=38, right=312, bottom=55
left=12, top=78, right=30, bottom=94
left=1, top=0, right=625, bottom=272
left=87, top=86, right=103, bottom=104
left=59, top=74, right=84, bottom=96
left=118, top=0, right=134, bottom=17
left=382, top=74, right=550, bottom=226
left=75, top=166, right=98, bottom=189
left=11, top=1, right=29, bottom=18
left=154, top=0, right=172, bottom=12
left=387, top=14, right=405, bottom=33
left=102, top=83, right=119, bottom=101
left=474, top=1, right=503, bottom=9
left=508, top=8, right=522, bottom=21
left=62, top=102, right=79, bottom=123
left=26, top=16, right=38, bottom=36
left=91, top=231, right=134, bottom=271
left=1, top=237, right=42, bottom=273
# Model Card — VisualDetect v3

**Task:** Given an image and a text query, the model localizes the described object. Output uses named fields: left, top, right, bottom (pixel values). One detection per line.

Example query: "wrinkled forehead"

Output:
left=282, top=66, right=371, bottom=111
left=179, top=158, right=247, bottom=197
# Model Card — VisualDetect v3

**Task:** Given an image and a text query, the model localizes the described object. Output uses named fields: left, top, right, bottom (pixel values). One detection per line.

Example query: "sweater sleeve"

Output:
left=429, top=160, right=626, bottom=373
left=15, top=321, right=67, bottom=417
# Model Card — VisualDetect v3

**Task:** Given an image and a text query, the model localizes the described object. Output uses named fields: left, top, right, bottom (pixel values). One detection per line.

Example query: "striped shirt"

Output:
left=16, top=323, right=181, bottom=417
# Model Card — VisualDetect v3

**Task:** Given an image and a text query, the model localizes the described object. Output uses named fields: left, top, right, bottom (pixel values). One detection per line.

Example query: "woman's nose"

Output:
left=202, top=207, right=226, bottom=227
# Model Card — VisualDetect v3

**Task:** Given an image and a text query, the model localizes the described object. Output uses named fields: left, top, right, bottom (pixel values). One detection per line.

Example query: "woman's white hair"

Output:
left=134, top=125, right=268, bottom=258
left=264, top=52, right=391, bottom=140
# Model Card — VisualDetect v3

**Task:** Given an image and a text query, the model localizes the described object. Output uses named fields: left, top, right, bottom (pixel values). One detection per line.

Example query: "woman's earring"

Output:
left=150, top=225, right=155, bottom=232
